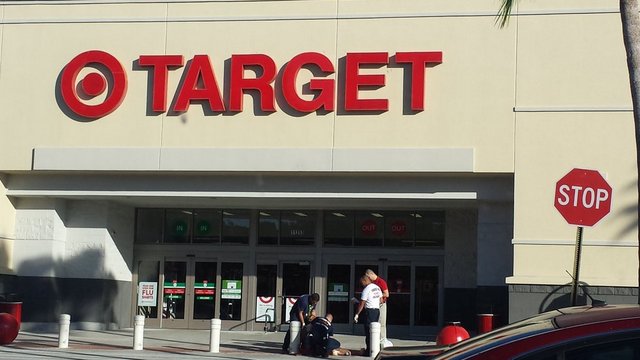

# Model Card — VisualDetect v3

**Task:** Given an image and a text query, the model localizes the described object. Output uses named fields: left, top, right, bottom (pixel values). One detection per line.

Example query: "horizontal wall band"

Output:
left=6, top=189, right=477, bottom=200
left=514, top=106, right=633, bottom=113
left=0, top=4, right=620, bottom=25
left=1, top=13, right=504, bottom=25
left=1, top=0, right=620, bottom=13
left=512, top=238, right=637, bottom=247
left=506, top=276, right=637, bottom=288
left=32, top=147, right=475, bottom=172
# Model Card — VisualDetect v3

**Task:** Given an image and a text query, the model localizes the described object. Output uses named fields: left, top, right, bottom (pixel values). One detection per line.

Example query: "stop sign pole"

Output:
left=553, top=168, right=612, bottom=306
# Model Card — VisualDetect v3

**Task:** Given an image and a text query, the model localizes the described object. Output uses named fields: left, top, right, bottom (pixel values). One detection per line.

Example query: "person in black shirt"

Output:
left=282, top=293, right=320, bottom=353
left=302, top=313, right=342, bottom=357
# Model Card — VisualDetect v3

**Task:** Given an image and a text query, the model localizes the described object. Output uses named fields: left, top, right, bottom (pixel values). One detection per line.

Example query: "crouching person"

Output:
left=303, top=313, right=345, bottom=357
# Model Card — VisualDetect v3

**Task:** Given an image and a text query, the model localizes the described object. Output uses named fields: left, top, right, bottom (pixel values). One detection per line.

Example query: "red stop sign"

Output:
left=554, top=168, right=612, bottom=227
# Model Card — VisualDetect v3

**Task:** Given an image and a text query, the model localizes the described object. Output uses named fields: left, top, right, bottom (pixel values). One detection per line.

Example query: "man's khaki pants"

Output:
left=379, top=302, right=387, bottom=339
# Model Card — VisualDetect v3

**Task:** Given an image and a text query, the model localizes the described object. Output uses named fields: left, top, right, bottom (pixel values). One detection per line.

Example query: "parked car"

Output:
left=375, top=304, right=640, bottom=360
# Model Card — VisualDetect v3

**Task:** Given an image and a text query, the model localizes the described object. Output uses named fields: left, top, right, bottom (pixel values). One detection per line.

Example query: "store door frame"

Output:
left=133, top=256, right=251, bottom=330
left=254, top=259, right=315, bottom=331
left=322, top=257, right=444, bottom=336
left=160, top=257, right=218, bottom=329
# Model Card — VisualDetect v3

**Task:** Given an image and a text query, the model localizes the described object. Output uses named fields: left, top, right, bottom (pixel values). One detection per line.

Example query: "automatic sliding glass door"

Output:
left=160, top=259, right=218, bottom=329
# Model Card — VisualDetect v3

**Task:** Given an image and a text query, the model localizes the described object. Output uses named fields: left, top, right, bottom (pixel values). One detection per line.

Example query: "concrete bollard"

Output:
left=288, top=320, right=301, bottom=354
left=58, top=314, right=71, bottom=349
left=133, top=315, right=145, bottom=350
left=209, top=318, right=221, bottom=353
left=370, top=322, right=381, bottom=358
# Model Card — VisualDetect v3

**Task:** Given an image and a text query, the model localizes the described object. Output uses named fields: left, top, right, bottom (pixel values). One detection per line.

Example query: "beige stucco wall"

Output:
left=0, top=0, right=515, bottom=172
left=0, top=0, right=637, bottom=288
left=510, top=1, right=638, bottom=287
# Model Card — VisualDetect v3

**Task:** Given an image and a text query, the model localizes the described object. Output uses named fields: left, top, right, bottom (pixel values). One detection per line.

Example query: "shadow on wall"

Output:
left=16, top=249, right=119, bottom=329
left=0, top=239, right=18, bottom=295
left=0, top=238, right=9, bottom=272
left=614, top=177, right=638, bottom=241
left=538, top=282, right=596, bottom=314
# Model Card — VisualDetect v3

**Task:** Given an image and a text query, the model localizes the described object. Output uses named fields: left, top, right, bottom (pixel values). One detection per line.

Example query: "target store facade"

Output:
left=0, top=0, right=637, bottom=333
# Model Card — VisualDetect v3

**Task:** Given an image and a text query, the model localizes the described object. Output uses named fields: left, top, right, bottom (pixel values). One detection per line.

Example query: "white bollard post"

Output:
left=288, top=320, right=301, bottom=354
left=370, top=322, right=381, bottom=358
left=58, top=314, right=71, bottom=349
left=209, top=318, right=221, bottom=353
left=133, top=315, right=145, bottom=350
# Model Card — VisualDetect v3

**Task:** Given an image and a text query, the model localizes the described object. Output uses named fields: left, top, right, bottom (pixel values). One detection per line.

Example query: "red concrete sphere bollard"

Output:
left=0, top=312, right=20, bottom=345
left=436, top=322, right=470, bottom=346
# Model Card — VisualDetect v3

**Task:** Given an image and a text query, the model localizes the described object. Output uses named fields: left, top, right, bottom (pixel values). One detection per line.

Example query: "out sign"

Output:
left=554, top=168, right=612, bottom=227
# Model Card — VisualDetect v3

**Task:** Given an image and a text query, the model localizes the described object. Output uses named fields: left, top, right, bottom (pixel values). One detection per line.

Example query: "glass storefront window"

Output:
left=414, top=266, right=439, bottom=326
left=324, top=211, right=353, bottom=246
left=354, top=212, right=384, bottom=247
left=282, top=263, right=311, bottom=297
left=415, top=211, right=445, bottom=247
left=384, top=212, right=414, bottom=247
left=163, top=261, right=187, bottom=319
left=257, top=265, right=277, bottom=297
left=354, top=264, right=378, bottom=295
left=193, top=210, right=222, bottom=244
left=327, top=264, right=351, bottom=323
left=258, top=211, right=279, bottom=245
left=258, top=210, right=315, bottom=246
left=136, top=209, right=163, bottom=244
left=221, top=262, right=243, bottom=320
left=222, top=210, right=250, bottom=245
left=134, top=208, right=446, bottom=247
left=387, top=265, right=411, bottom=325
left=193, top=261, right=217, bottom=320
left=256, top=264, right=277, bottom=323
left=323, top=210, right=445, bottom=248
left=164, top=210, right=191, bottom=243
left=280, top=211, right=315, bottom=246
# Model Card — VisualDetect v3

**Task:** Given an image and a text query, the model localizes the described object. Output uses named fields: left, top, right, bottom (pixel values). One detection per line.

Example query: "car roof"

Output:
left=553, top=304, right=640, bottom=328
left=431, top=304, right=640, bottom=360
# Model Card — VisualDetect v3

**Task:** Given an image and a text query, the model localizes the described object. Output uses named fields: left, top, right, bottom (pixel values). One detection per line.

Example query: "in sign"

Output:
left=554, top=168, right=612, bottom=227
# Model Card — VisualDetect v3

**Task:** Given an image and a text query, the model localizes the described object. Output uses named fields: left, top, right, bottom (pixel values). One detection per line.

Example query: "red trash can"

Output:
left=477, top=313, right=494, bottom=334
left=0, top=302, right=22, bottom=328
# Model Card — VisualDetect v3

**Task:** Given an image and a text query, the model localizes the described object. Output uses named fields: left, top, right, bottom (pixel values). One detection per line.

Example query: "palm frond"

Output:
left=496, top=0, right=515, bottom=28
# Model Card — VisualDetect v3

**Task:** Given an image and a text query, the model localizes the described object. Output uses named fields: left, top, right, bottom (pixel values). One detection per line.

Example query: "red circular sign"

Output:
left=360, top=220, right=377, bottom=235
left=391, top=221, right=407, bottom=236
left=554, top=168, right=612, bottom=227
left=60, top=50, right=128, bottom=119
left=80, top=72, right=107, bottom=96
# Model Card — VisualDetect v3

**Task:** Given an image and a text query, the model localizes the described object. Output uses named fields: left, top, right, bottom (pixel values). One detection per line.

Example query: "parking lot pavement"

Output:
left=0, top=329, right=432, bottom=360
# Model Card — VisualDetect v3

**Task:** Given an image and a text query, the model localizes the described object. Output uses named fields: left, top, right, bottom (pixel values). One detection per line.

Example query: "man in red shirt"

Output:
left=366, top=269, right=389, bottom=342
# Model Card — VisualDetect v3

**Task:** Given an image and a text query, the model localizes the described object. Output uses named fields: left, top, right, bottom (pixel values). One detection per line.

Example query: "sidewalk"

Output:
left=1, top=328, right=433, bottom=360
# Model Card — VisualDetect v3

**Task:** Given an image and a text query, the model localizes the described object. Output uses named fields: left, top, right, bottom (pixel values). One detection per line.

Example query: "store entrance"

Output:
left=255, top=262, right=312, bottom=329
left=325, top=260, right=441, bottom=335
left=136, top=258, right=247, bottom=329
left=162, top=259, right=217, bottom=329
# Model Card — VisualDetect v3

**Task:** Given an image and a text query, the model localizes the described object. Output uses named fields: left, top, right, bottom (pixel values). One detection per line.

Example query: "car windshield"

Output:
left=431, top=310, right=560, bottom=359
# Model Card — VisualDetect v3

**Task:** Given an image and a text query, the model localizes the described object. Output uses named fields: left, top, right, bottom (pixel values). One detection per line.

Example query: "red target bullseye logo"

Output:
left=60, top=50, right=127, bottom=119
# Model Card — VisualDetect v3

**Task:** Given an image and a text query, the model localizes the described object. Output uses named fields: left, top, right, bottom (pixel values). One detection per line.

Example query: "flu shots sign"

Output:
left=137, top=282, right=158, bottom=307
